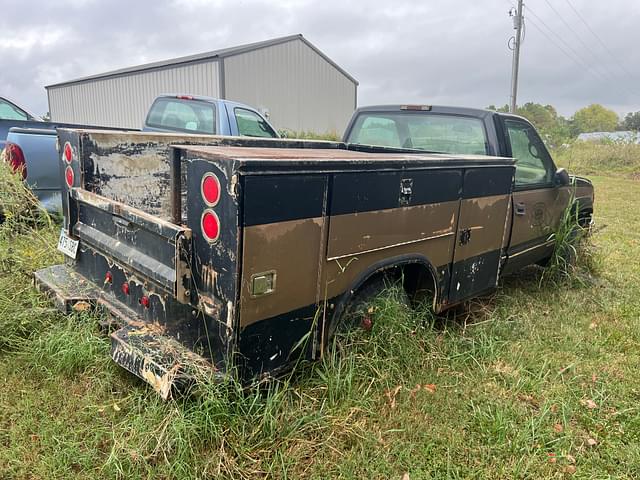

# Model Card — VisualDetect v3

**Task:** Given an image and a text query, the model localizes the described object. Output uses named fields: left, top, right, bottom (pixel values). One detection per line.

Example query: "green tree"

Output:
left=487, top=102, right=571, bottom=146
left=571, top=104, right=619, bottom=135
left=517, top=103, right=571, bottom=145
left=486, top=104, right=510, bottom=113
left=623, top=111, right=640, bottom=131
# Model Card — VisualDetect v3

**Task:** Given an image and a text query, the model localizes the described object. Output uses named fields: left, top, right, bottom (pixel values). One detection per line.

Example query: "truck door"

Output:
left=449, top=167, right=513, bottom=303
left=502, top=118, right=567, bottom=272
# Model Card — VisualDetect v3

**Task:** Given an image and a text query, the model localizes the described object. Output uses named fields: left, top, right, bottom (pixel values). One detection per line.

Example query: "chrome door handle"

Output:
left=515, top=202, right=526, bottom=216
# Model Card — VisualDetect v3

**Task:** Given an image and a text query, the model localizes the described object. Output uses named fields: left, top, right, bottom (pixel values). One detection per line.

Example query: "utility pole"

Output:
left=509, top=0, right=524, bottom=113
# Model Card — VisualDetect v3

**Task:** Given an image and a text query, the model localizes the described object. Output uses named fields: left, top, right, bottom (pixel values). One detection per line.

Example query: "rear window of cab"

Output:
left=146, top=98, right=216, bottom=134
left=347, top=112, right=489, bottom=155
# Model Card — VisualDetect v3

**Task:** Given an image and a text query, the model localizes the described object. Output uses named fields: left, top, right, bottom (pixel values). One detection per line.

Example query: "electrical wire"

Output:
left=541, top=0, right=640, bottom=96
left=503, top=0, right=637, bottom=99
left=563, top=0, right=638, bottom=85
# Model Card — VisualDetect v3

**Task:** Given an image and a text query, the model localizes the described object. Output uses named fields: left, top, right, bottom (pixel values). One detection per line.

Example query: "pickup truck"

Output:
left=343, top=105, right=594, bottom=274
left=35, top=124, right=592, bottom=398
left=2, top=95, right=278, bottom=212
left=0, top=96, right=44, bottom=150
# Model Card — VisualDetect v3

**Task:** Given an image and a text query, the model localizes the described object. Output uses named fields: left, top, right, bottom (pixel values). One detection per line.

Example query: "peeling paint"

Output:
left=141, top=362, right=179, bottom=400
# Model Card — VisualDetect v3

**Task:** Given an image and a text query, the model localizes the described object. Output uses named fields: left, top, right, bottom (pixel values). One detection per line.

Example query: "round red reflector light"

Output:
left=140, top=296, right=150, bottom=308
left=65, top=166, right=74, bottom=188
left=201, top=173, right=221, bottom=206
left=63, top=142, right=73, bottom=163
left=121, top=283, right=130, bottom=295
left=201, top=210, right=220, bottom=243
left=105, top=271, right=113, bottom=284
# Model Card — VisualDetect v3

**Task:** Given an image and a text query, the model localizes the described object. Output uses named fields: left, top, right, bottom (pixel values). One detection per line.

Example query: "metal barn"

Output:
left=46, top=34, right=358, bottom=134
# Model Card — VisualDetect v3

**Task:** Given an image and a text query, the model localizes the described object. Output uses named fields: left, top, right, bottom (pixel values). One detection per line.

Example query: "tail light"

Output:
left=121, top=282, right=130, bottom=295
left=201, top=173, right=221, bottom=206
left=4, top=142, right=27, bottom=179
left=201, top=210, right=220, bottom=243
left=63, top=142, right=73, bottom=163
left=65, top=166, right=74, bottom=188
left=139, top=296, right=150, bottom=308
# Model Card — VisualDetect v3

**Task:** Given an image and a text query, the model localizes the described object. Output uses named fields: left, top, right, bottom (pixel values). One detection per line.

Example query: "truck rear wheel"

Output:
left=336, top=275, right=410, bottom=337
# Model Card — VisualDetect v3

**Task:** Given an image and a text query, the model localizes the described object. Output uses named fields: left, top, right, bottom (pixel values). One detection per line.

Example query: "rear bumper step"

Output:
left=34, top=264, right=100, bottom=313
left=34, top=264, right=219, bottom=399
left=111, top=324, right=215, bottom=399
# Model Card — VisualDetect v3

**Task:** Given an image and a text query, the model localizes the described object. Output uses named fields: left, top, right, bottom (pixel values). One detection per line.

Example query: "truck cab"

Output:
left=343, top=105, right=594, bottom=273
left=143, top=95, right=279, bottom=138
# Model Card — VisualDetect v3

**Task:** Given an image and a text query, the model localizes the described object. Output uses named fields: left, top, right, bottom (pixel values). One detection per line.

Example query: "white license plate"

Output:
left=57, top=229, right=79, bottom=259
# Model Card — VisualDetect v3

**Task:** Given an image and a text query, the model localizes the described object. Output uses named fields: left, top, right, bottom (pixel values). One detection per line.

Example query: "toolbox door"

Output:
left=449, top=167, right=513, bottom=303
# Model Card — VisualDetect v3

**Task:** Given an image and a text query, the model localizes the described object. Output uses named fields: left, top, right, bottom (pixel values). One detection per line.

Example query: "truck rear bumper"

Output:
left=34, top=264, right=222, bottom=399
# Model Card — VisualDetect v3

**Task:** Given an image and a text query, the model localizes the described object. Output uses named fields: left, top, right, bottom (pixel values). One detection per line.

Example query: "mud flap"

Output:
left=111, top=324, right=219, bottom=400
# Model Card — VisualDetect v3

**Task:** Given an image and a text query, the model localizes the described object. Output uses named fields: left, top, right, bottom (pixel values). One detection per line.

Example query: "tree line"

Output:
left=486, top=103, right=640, bottom=146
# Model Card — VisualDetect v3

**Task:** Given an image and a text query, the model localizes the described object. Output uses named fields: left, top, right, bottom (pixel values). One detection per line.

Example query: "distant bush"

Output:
left=278, top=129, right=341, bottom=142
left=552, top=141, right=640, bottom=178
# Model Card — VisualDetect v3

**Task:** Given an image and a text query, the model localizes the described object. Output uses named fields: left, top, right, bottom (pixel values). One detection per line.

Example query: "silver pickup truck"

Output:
left=2, top=95, right=278, bottom=212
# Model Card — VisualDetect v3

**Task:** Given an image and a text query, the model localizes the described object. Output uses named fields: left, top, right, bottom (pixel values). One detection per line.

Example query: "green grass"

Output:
left=1, top=160, right=640, bottom=477
left=553, top=141, right=640, bottom=179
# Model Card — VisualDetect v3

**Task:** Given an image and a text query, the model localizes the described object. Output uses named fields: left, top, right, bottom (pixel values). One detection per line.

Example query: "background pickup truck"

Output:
left=2, top=95, right=278, bottom=212
left=0, top=96, right=44, bottom=150
left=343, top=104, right=595, bottom=273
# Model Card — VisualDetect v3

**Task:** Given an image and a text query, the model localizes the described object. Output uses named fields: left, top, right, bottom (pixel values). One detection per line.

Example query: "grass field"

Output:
left=1, top=145, right=640, bottom=478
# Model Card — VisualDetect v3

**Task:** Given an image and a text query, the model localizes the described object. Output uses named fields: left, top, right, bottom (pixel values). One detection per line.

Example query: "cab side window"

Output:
left=0, top=99, right=28, bottom=121
left=234, top=108, right=277, bottom=138
left=505, top=119, right=554, bottom=187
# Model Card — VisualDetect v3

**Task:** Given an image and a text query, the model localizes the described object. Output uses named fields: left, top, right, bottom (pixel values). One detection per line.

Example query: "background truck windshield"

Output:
left=146, top=98, right=216, bottom=134
left=347, top=112, right=489, bottom=155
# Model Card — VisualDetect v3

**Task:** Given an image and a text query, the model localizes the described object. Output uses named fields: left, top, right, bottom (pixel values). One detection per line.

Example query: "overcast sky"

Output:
left=1, top=0, right=638, bottom=119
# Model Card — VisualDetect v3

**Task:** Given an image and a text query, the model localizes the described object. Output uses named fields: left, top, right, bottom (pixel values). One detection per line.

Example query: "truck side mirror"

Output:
left=554, top=167, right=571, bottom=186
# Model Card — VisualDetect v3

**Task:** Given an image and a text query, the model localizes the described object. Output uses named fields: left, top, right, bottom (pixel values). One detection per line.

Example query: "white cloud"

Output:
left=0, top=0, right=638, bottom=118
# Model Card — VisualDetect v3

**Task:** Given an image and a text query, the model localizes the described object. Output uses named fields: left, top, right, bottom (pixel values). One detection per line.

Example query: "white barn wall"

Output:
left=223, top=40, right=356, bottom=134
left=48, top=61, right=220, bottom=128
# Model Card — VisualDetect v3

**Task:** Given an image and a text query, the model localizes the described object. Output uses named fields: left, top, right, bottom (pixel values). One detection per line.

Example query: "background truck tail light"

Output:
left=64, top=166, right=74, bottom=188
left=201, top=210, right=220, bottom=242
left=4, top=142, right=27, bottom=179
left=201, top=173, right=221, bottom=206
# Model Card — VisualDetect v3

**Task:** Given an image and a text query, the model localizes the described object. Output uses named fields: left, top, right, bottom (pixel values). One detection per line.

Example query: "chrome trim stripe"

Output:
left=508, top=239, right=554, bottom=258
left=326, top=231, right=455, bottom=261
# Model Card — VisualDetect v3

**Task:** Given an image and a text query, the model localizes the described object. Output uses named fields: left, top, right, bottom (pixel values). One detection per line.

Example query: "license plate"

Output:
left=57, top=229, right=79, bottom=259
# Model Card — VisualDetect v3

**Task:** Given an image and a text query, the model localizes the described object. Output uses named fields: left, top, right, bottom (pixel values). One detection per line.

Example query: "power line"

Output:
left=503, top=0, right=637, bottom=99
left=524, top=15, right=600, bottom=81
left=541, top=0, right=640, bottom=95
left=524, top=7, right=611, bottom=84
left=563, top=0, right=638, bottom=85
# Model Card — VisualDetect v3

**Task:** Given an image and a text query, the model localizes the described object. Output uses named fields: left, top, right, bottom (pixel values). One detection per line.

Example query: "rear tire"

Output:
left=336, top=275, right=409, bottom=336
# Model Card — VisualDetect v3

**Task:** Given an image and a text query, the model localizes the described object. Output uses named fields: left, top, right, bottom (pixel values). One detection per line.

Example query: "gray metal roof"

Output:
left=46, top=34, right=358, bottom=88
left=578, top=131, right=640, bottom=143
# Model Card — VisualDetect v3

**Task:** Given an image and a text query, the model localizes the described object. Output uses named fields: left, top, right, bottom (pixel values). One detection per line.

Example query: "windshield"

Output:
left=346, top=112, right=489, bottom=155
left=146, top=98, right=216, bottom=134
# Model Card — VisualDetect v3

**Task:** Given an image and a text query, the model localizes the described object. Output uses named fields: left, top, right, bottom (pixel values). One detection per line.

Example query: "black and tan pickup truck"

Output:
left=34, top=118, right=592, bottom=398
left=343, top=105, right=594, bottom=273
